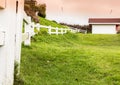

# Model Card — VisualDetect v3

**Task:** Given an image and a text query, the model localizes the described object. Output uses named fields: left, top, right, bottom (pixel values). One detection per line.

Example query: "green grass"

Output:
left=38, top=17, right=69, bottom=35
left=18, top=33, right=120, bottom=85
left=39, top=17, right=68, bottom=28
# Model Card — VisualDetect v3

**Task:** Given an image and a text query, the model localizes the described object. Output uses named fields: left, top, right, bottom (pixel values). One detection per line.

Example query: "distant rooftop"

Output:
left=89, top=18, right=120, bottom=23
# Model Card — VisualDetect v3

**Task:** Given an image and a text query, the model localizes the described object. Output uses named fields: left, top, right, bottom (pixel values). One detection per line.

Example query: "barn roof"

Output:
left=89, top=18, right=120, bottom=24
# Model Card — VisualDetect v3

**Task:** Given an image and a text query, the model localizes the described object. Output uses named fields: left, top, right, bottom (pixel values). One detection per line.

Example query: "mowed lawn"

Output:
left=20, top=33, right=120, bottom=85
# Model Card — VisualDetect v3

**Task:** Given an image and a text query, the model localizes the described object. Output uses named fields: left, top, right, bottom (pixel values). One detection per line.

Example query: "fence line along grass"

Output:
left=19, top=33, right=120, bottom=85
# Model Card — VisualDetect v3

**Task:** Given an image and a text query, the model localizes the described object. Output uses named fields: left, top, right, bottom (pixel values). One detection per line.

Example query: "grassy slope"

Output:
left=20, top=33, right=120, bottom=85
left=39, top=17, right=68, bottom=28
left=37, top=17, right=68, bottom=34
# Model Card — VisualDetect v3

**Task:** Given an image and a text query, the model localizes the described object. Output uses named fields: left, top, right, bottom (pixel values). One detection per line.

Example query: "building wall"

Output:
left=0, top=0, right=24, bottom=85
left=92, top=24, right=116, bottom=34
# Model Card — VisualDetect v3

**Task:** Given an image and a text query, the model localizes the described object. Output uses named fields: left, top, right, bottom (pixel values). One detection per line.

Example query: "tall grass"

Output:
left=16, top=33, right=120, bottom=85
left=39, top=17, right=68, bottom=28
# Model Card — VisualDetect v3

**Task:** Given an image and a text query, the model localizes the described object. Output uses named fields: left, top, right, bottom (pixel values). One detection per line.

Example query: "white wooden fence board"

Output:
left=22, top=14, right=79, bottom=46
left=22, top=33, right=29, bottom=42
left=40, top=25, right=51, bottom=29
left=0, top=31, right=5, bottom=46
left=23, top=12, right=31, bottom=24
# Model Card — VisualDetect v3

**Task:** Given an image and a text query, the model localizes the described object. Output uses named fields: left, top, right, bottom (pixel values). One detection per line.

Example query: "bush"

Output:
left=37, top=4, right=46, bottom=18
left=24, top=4, right=39, bottom=23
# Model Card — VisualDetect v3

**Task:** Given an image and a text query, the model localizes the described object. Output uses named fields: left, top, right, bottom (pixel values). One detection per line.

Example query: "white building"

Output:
left=89, top=18, right=120, bottom=34
left=0, top=0, right=24, bottom=85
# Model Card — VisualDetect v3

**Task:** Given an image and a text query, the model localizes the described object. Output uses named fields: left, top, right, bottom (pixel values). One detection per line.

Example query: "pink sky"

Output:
left=37, top=0, right=120, bottom=24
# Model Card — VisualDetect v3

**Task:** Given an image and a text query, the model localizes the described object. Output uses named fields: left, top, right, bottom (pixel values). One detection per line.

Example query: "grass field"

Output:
left=36, top=17, right=68, bottom=35
left=16, top=33, right=120, bottom=85
left=39, top=17, right=68, bottom=28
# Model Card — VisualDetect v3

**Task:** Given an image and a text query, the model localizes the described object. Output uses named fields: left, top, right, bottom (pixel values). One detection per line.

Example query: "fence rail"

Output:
left=22, top=33, right=29, bottom=42
left=48, top=27, right=70, bottom=35
left=22, top=13, right=80, bottom=46
left=0, top=25, right=5, bottom=46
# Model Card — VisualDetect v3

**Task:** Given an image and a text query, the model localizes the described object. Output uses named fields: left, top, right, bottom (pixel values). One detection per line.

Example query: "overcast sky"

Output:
left=37, top=0, right=120, bottom=25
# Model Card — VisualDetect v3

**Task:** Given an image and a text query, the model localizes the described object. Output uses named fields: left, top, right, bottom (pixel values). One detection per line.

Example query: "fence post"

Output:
left=31, top=22, right=36, bottom=36
left=85, top=30, right=87, bottom=34
left=36, top=23, right=40, bottom=31
left=24, top=23, right=31, bottom=46
left=61, top=28, right=64, bottom=35
left=48, top=26, right=51, bottom=35
left=0, top=25, right=5, bottom=46
left=65, top=29, right=67, bottom=33
left=56, top=27, right=58, bottom=35
left=78, top=29, right=80, bottom=32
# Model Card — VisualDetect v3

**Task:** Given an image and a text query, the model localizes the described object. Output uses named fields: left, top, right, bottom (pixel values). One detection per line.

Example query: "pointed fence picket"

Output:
left=23, top=14, right=40, bottom=46
left=22, top=13, right=80, bottom=46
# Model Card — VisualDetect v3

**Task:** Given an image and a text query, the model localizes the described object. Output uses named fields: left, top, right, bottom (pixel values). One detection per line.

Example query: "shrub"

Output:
left=37, top=4, right=46, bottom=18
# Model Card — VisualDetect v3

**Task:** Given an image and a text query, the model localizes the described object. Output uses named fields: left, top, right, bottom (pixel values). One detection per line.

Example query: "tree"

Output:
left=24, top=4, right=39, bottom=23
left=37, top=4, right=46, bottom=18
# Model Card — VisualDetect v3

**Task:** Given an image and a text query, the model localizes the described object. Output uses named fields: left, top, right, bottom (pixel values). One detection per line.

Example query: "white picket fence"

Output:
left=40, top=25, right=79, bottom=35
left=22, top=13, right=80, bottom=46
left=22, top=13, right=38, bottom=46
left=0, top=25, right=5, bottom=46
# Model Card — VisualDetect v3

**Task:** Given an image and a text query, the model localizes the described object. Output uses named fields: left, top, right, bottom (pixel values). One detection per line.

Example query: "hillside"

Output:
left=16, top=33, right=120, bottom=85
left=14, top=18, right=120, bottom=85
left=39, top=17, right=68, bottom=28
